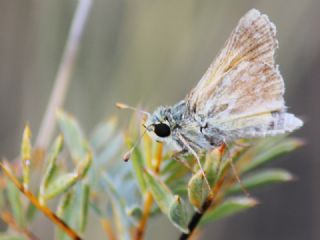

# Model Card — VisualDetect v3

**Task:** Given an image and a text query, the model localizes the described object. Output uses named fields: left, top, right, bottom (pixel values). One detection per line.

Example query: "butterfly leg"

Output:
left=177, top=133, right=212, bottom=191
left=171, top=151, right=196, bottom=173
left=214, top=143, right=226, bottom=178
left=222, top=143, right=250, bottom=197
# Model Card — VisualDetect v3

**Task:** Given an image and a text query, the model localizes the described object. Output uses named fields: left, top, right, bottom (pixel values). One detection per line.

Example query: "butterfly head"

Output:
left=145, top=106, right=174, bottom=142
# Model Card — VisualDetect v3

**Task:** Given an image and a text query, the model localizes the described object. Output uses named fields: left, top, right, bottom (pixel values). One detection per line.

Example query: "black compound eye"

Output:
left=154, top=123, right=171, bottom=137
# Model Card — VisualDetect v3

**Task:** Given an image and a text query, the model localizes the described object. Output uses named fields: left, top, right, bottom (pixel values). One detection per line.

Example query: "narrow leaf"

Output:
left=227, top=169, right=294, bottom=194
left=21, top=124, right=32, bottom=190
left=204, top=151, right=220, bottom=184
left=79, top=184, right=90, bottom=232
left=168, top=196, right=190, bottom=233
left=76, top=153, right=92, bottom=179
left=144, top=169, right=174, bottom=215
left=101, top=174, right=131, bottom=240
left=130, top=146, right=146, bottom=194
left=25, top=203, right=37, bottom=221
left=241, top=138, right=303, bottom=173
left=56, top=110, right=87, bottom=161
left=42, top=173, right=78, bottom=200
left=39, top=135, right=63, bottom=204
left=188, top=171, right=209, bottom=212
left=7, top=181, right=25, bottom=227
left=0, top=162, right=81, bottom=240
left=56, top=191, right=75, bottom=240
left=201, top=197, right=257, bottom=225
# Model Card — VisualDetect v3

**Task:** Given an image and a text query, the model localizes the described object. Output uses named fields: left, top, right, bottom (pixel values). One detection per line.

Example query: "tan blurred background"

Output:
left=0, top=0, right=319, bottom=239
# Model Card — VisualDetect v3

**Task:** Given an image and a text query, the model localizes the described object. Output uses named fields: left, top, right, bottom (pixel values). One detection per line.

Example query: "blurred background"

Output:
left=0, top=0, right=319, bottom=239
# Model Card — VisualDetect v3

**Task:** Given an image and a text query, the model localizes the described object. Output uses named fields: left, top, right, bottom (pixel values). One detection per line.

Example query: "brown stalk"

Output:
left=0, top=162, right=82, bottom=240
left=101, top=219, right=117, bottom=240
left=1, top=211, right=40, bottom=240
left=134, top=143, right=163, bottom=240
left=35, top=0, right=92, bottom=151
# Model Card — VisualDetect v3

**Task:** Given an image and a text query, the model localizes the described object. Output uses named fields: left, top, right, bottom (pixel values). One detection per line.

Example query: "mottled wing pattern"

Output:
left=186, top=9, right=302, bottom=140
left=187, top=9, right=278, bottom=114
left=205, top=61, right=284, bottom=120
left=202, top=61, right=301, bottom=140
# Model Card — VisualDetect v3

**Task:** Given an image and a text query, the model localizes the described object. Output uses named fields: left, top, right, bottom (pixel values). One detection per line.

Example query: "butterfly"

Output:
left=118, top=9, right=303, bottom=185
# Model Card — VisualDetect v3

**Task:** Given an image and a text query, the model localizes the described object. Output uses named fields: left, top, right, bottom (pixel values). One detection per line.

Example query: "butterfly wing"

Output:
left=187, top=9, right=278, bottom=114
left=186, top=9, right=302, bottom=139
left=202, top=61, right=302, bottom=140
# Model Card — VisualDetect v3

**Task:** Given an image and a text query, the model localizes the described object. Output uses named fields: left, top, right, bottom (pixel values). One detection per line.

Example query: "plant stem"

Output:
left=134, top=142, right=163, bottom=240
left=179, top=145, right=227, bottom=240
left=1, top=211, right=40, bottom=240
left=101, top=219, right=117, bottom=240
left=135, top=192, right=154, bottom=240
left=0, top=162, right=82, bottom=240
left=35, top=0, right=92, bottom=151
left=179, top=177, right=225, bottom=240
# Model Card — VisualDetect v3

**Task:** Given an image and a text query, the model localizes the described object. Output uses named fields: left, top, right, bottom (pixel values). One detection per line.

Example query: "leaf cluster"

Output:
left=0, top=112, right=303, bottom=240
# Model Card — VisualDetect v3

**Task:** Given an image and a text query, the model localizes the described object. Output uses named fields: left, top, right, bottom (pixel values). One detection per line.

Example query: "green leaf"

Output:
left=101, top=174, right=131, bottom=240
left=188, top=171, right=209, bottom=212
left=76, top=153, right=93, bottom=179
left=55, top=187, right=86, bottom=240
left=39, top=135, right=63, bottom=204
left=78, top=184, right=90, bottom=232
left=201, top=197, right=257, bottom=225
left=168, top=196, right=190, bottom=233
left=204, top=152, right=220, bottom=184
left=42, top=173, right=78, bottom=200
left=131, top=147, right=146, bottom=194
left=56, top=191, right=75, bottom=240
left=163, top=159, right=189, bottom=184
left=25, top=202, right=37, bottom=221
left=227, top=169, right=294, bottom=195
left=21, top=124, right=32, bottom=190
left=144, top=169, right=174, bottom=215
left=89, top=117, right=117, bottom=151
left=240, top=137, right=303, bottom=174
left=56, top=110, right=87, bottom=161
left=7, top=181, right=25, bottom=227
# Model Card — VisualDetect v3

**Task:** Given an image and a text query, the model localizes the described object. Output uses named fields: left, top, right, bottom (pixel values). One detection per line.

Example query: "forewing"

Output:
left=187, top=9, right=278, bottom=113
left=204, top=61, right=285, bottom=120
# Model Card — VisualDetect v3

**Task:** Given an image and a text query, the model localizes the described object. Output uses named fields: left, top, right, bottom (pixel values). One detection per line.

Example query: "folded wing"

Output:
left=187, top=9, right=278, bottom=114
left=186, top=9, right=302, bottom=139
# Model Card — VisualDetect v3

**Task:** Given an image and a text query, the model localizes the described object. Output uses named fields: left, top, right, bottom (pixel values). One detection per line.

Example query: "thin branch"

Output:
left=35, top=0, right=92, bottom=150
left=179, top=177, right=225, bottom=240
left=179, top=145, right=227, bottom=240
left=134, top=192, right=153, bottom=240
left=101, top=219, right=117, bottom=240
left=134, top=143, right=163, bottom=240
left=1, top=211, right=40, bottom=240
left=0, top=161, right=82, bottom=240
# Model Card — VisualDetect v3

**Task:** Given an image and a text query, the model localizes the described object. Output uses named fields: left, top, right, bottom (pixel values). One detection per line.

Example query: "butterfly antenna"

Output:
left=122, top=128, right=148, bottom=162
left=116, top=102, right=151, bottom=117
